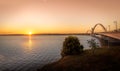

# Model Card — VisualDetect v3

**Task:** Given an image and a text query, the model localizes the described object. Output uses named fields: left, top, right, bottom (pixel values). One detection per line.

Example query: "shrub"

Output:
left=61, top=36, right=84, bottom=57
left=87, top=38, right=99, bottom=54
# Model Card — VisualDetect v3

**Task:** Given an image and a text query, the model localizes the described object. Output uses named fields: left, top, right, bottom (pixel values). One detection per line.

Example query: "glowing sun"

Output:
left=29, top=32, right=32, bottom=35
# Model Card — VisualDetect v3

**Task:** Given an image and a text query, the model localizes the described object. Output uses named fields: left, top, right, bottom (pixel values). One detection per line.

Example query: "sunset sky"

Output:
left=0, top=0, right=120, bottom=34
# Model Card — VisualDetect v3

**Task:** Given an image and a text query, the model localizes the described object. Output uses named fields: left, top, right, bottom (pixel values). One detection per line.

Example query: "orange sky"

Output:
left=0, top=0, right=120, bottom=34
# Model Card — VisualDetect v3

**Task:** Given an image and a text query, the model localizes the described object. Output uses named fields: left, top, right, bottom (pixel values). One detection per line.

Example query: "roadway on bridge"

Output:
left=98, top=32, right=120, bottom=40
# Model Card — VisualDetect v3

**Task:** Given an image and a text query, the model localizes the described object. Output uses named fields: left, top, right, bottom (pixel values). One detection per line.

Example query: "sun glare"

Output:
left=29, top=32, right=32, bottom=35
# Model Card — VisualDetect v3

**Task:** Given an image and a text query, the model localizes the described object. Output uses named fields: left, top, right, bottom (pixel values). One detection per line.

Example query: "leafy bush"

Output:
left=61, top=36, right=84, bottom=57
left=88, top=38, right=99, bottom=54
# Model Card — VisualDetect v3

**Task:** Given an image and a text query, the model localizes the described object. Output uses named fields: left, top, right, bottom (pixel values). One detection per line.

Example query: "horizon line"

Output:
left=0, top=33, right=90, bottom=36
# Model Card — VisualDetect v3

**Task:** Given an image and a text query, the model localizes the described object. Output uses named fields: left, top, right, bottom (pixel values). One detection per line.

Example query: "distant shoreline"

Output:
left=0, top=33, right=90, bottom=36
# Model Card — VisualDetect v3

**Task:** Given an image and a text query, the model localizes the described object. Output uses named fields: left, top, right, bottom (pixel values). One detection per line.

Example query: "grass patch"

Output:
left=39, top=46, right=120, bottom=71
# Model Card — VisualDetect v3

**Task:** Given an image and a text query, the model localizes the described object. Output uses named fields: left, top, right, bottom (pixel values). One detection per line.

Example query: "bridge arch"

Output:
left=86, top=30, right=92, bottom=33
left=92, top=23, right=107, bottom=34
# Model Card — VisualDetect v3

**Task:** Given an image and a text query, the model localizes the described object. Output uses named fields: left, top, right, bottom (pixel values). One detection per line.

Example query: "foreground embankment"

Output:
left=39, top=46, right=120, bottom=71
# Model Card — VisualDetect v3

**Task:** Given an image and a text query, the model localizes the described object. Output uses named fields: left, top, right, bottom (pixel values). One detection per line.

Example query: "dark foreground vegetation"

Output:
left=39, top=36, right=120, bottom=71
left=39, top=46, right=120, bottom=71
left=61, top=36, right=84, bottom=57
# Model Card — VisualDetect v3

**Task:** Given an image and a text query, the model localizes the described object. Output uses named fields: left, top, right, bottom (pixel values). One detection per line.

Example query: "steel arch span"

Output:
left=92, top=23, right=107, bottom=34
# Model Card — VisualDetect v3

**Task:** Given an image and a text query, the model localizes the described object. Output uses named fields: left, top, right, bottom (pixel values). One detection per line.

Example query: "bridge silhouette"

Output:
left=87, top=23, right=120, bottom=41
left=86, top=23, right=107, bottom=34
left=91, top=23, right=107, bottom=34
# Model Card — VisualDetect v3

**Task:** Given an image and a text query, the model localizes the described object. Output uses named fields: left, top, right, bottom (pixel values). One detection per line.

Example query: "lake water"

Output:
left=0, top=35, right=100, bottom=71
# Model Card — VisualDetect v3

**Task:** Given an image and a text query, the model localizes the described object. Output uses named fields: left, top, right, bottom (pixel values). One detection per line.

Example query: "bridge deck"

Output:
left=98, top=33, right=120, bottom=40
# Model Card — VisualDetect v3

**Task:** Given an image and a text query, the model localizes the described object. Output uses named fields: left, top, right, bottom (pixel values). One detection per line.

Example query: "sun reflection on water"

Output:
left=23, top=35, right=34, bottom=53
left=27, top=35, right=33, bottom=51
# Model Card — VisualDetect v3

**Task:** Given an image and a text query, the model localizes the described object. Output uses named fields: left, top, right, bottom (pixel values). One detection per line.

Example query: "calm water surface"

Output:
left=0, top=35, right=100, bottom=71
